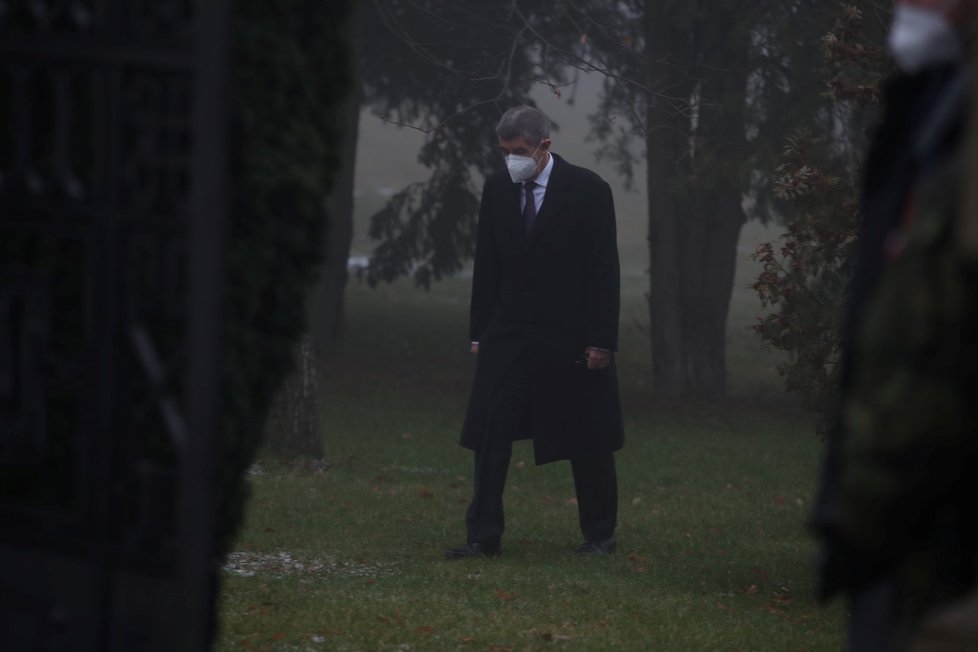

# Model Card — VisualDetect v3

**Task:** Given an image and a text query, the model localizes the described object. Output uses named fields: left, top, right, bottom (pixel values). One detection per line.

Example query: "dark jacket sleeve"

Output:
left=469, top=178, right=501, bottom=341
left=584, top=180, right=621, bottom=351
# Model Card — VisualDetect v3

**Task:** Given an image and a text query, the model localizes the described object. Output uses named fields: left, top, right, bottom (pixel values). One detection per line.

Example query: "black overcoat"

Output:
left=460, top=154, right=625, bottom=465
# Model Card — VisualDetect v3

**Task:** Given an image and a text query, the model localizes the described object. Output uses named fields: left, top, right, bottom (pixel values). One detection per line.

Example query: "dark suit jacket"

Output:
left=460, top=154, right=624, bottom=464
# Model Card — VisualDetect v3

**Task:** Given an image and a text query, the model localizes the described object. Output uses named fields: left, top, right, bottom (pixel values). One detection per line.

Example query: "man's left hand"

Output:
left=585, top=347, right=611, bottom=370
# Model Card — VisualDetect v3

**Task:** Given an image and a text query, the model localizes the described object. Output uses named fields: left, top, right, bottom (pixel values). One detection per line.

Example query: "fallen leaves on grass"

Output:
left=244, top=601, right=277, bottom=617
left=541, top=621, right=578, bottom=642
left=377, top=609, right=405, bottom=626
left=495, top=588, right=519, bottom=602
left=751, top=566, right=770, bottom=584
left=626, top=551, right=650, bottom=574
left=763, top=601, right=788, bottom=616
left=753, top=584, right=795, bottom=619
left=416, top=485, right=434, bottom=498
left=768, top=587, right=793, bottom=608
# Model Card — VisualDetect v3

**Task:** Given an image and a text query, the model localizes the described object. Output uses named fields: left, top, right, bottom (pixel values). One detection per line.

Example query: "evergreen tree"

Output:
left=361, top=0, right=563, bottom=288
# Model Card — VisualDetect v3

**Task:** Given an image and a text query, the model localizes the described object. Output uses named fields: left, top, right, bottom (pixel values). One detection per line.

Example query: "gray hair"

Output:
left=495, top=105, right=550, bottom=145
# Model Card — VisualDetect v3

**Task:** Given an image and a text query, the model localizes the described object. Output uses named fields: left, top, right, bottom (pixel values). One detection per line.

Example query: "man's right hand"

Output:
left=470, top=342, right=479, bottom=354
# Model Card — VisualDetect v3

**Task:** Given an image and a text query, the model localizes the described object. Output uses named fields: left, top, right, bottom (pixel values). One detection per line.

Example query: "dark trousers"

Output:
left=465, top=354, right=618, bottom=546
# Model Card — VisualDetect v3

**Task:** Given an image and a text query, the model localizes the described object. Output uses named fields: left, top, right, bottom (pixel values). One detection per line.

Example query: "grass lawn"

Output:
left=215, top=277, right=845, bottom=651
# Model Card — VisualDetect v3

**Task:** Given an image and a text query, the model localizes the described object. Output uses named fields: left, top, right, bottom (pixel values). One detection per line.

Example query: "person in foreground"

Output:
left=446, top=105, right=624, bottom=560
left=813, top=0, right=978, bottom=648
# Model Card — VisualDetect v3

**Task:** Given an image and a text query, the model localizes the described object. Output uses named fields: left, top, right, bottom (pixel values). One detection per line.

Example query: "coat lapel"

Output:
left=503, top=180, right=525, bottom=248
left=527, top=154, right=570, bottom=248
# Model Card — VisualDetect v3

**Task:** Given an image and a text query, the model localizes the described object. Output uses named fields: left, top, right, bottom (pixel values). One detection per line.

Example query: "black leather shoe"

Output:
left=444, top=542, right=501, bottom=560
left=576, top=536, right=617, bottom=555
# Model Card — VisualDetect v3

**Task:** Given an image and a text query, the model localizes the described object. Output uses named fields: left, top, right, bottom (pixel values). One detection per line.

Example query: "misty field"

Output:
left=214, top=275, right=846, bottom=651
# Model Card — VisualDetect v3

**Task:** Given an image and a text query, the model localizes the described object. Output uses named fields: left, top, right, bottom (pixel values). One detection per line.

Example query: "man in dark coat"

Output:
left=445, top=106, right=624, bottom=559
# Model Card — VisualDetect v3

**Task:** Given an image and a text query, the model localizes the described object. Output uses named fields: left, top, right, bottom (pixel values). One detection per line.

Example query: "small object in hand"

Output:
left=583, top=347, right=611, bottom=370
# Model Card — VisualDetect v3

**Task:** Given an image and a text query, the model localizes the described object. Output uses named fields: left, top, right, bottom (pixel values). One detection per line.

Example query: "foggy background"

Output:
left=350, top=71, right=786, bottom=397
left=2, top=1, right=906, bottom=649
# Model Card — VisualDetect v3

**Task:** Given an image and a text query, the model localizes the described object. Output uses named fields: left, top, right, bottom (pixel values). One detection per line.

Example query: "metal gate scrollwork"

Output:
left=0, top=1, right=231, bottom=650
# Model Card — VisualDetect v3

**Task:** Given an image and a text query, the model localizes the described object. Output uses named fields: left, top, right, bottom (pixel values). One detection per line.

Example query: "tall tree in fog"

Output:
left=356, top=1, right=860, bottom=400
left=315, top=1, right=362, bottom=346
left=361, top=2, right=563, bottom=288
left=314, top=1, right=557, bottom=349
left=553, top=1, right=851, bottom=399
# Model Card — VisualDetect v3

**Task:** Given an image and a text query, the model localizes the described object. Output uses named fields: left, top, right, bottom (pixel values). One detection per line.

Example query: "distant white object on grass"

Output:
left=347, top=256, right=370, bottom=271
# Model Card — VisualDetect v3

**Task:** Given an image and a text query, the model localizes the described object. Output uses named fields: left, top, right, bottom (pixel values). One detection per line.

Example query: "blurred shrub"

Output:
left=751, top=4, right=889, bottom=432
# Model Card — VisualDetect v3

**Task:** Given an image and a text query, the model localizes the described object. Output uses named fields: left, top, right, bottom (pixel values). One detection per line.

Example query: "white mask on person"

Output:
left=888, top=4, right=963, bottom=74
left=504, top=143, right=543, bottom=183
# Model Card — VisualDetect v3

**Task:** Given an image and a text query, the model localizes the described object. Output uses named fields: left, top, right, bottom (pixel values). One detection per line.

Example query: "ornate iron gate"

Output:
left=0, top=1, right=231, bottom=650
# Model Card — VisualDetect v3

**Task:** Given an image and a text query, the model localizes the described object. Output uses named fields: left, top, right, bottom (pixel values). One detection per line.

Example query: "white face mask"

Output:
left=504, top=143, right=543, bottom=183
left=888, top=4, right=963, bottom=74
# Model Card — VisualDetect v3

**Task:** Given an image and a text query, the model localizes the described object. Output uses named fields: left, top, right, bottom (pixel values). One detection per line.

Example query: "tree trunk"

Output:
left=314, top=89, right=360, bottom=349
left=313, top=0, right=363, bottom=351
left=682, top=183, right=746, bottom=398
left=645, top=121, right=692, bottom=400
left=644, top=2, right=748, bottom=400
left=645, top=2, right=693, bottom=399
left=264, top=333, right=324, bottom=458
left=647, top=166, right=744, bottom=401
